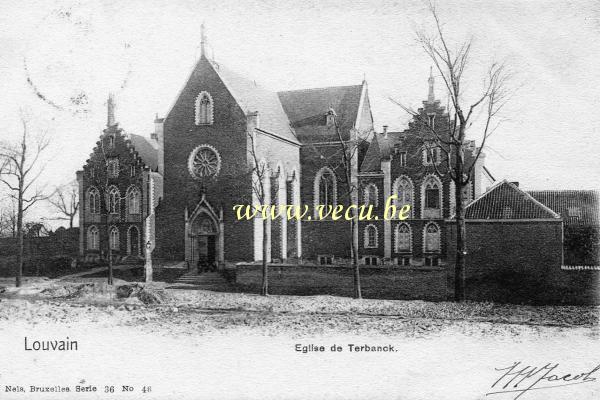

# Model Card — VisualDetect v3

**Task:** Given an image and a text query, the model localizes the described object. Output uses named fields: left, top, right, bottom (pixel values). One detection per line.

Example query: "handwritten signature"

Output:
left=487, top=361, right=599, bottom=399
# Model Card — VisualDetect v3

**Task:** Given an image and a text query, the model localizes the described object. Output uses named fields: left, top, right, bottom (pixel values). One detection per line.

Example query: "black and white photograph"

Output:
left=0, top=0, right=599, bottom=399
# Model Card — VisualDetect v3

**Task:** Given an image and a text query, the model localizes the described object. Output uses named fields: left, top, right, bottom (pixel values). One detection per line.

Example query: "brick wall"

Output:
left=299, top=143, right=354, bottom=259
left=446, top=220, right=598, bottom=305
left=302, top=221, right=352, bottom=259
left=564, top=225, right=600, bottom=265
left=234, top=264, right=447, bottom=301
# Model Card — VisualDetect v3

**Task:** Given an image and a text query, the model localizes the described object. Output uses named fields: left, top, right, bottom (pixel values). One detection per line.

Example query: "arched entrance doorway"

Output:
left=191, top=214, right=217, bottom=270
left=185, top=196, right=224, bottom=271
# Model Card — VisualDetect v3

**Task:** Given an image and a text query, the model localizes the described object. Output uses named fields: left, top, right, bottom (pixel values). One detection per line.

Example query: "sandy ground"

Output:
left=0, top=283, right=599, bottom=400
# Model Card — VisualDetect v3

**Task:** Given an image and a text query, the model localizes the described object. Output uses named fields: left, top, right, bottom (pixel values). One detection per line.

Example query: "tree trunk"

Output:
left=69, top=215, right=74, bottom=229
left=15, top=193, right=23, bottom=288
left=261, top=217, right=268, bottom=295
left=454, top=199, right=467, bottom=302
left=454, top=143, right=467, bottom=301
left=351, top=215, right=361, bottom=299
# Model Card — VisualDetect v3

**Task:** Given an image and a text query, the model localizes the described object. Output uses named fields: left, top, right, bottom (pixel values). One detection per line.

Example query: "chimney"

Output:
left=473, top=151, right=486, bottom=197
left=154, top=113, right=165, bottom=175
left=247, top=111, right=260, bottom=132
left=510, top=181, right=519, bottom=187
left=154, top=114, right=164, bottom=136
left=382, top=125, right=388, bottom=139
left=326, top=107, right=336, bottom=127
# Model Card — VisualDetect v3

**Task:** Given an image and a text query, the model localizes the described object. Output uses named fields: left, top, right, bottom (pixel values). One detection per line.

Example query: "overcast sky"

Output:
left=1, top=0, right=599, bottom=226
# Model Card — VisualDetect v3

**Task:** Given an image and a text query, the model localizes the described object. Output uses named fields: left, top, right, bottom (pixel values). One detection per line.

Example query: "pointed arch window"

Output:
left=195, top=91, right=214, bottom=125
left=127, top=226, right=140, bottom=256
left=87, top=226, right=99, bottom=250
left=88, top=187, right=100, bottom=214
left=363, top=183, right=378, bottom=207
left=314, top=167, right=337, bottom=212
left=127, top=186, right=141, bottom=215
left=395, top=223, right=412, bottom=253
left=109, top=226, right=120, bottom=251
left=424, top=223, right=441, bottom=253
left=394, top=176, right=413, bottom=217
left=364, top=224, right=378, bottom=248
left=422, top=175, right=442, bottom=218
left=108, top=186, right=120, bottom=214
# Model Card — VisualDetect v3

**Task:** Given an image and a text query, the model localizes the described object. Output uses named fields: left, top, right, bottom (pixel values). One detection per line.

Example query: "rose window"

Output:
left=188, top=145, right=221, bottom=179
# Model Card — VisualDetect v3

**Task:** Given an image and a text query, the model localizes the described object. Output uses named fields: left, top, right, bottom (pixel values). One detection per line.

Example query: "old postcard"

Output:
left=0, top=0, right=598, bottom=399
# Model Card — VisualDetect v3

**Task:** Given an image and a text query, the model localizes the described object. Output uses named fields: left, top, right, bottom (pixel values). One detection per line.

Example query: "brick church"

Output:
left=75, top=28, right=598, bottom=304
left=151, top=28, right=496, bottom=268
left=76, top=28, right=494, bottom=268
left=154, top=29, right=375, bottom=266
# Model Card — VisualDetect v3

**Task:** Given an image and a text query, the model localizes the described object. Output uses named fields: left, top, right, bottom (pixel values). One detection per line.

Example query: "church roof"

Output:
left=358, top=131, right=410, bottom=172
left=277, top=84, right=363, bottom=132
left=166, top=52, right=369, bottom=145
left=528, top=190, right=599, bottom=227
left=360, top=133, right=384, bottom=172
left=128, top=133, right=159, bottom=171
left=465, top=180, right=561, bottom=220
left=208, top=60, right=299, bottom=144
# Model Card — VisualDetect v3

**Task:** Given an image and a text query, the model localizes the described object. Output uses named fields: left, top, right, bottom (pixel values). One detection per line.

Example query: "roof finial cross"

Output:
left=200, top=22, right=206, bottom=58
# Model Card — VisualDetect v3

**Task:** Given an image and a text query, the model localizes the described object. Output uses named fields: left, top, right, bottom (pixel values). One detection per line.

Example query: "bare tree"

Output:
left=307, top=111, right=369, bottom=299
left=247, top=128, right=270, bottom=295
left=48, top=180, right=79, bottom=229
left=393, top=2, right=510, bottom=301
left=0, top=114, right=50, bottom=287
left=0, top=199, right=18, bottom=238
left=24, top=221, right=50, bottom=237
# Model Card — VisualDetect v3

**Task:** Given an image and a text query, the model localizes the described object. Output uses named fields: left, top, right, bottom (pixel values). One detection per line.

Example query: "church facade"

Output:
left=154, top=35, right=374, bottom=266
